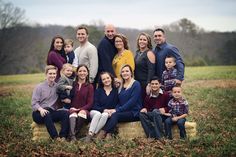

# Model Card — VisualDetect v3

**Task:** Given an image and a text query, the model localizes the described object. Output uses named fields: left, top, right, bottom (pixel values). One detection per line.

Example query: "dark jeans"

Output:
left=103, top=112, right=139, bottom=133
left=165, top=117, right=186, bottom=139
left=139, top=109, right=168, bottom=139
left=32, top=108, right=69, bottom=139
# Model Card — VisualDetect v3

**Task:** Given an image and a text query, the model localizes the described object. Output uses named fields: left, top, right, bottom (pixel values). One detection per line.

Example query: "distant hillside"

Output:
left=0, top=22, right=236, bottom=74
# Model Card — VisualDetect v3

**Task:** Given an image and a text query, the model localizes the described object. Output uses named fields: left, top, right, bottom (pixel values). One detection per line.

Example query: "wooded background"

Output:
left=0, top=0, right=236, bottom=75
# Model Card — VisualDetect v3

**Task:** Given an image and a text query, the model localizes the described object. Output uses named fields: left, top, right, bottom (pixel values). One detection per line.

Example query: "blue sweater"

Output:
left=154, top=42, right=185, bottom=81
left=92, top=87, right=118, bottom=112
left=66, top=51, right=75, bottom=64
left=97, top=36, right=117, bottom=76
left=115, top=81, right=142, bottom=117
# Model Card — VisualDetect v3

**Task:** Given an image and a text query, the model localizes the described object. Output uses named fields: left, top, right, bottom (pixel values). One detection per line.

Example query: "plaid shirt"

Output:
left=162, top=68, right=177, bottom=92
left=168, top=97, right=189, bottom=116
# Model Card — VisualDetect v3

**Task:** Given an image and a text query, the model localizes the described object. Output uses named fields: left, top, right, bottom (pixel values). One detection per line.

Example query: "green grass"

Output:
left=0, top=66, right=236, bottom=156
left=185, top=65, right=236, bottom=81
left=0, top=73, right=44, bottom=85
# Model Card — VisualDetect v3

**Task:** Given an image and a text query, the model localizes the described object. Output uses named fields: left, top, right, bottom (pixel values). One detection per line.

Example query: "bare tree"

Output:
left=0, top=0, right=25, bottom=29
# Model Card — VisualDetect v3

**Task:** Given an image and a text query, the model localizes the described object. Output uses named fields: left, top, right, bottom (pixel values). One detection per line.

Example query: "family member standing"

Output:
left=139, top=76, right=170, bottom=139
left=74, top=26, right=98, bottom=83
left=134, top=32, right=155, bottom=98
left=153, top=28, right=184, bottom=85
left=69, top=64, right=94, bottom=141
left=96, top=24, right=117, bottom=78
left=162, top=55, right=177, bottom=95
left=46, top=35, right=66, bottom=82
left=97, top=65, right=142, bottom=139
left=112, top=34, right=135, bottom=79
left=32, top=65, right=69, bottom=140
left=85, top=72, right=118, bottom=142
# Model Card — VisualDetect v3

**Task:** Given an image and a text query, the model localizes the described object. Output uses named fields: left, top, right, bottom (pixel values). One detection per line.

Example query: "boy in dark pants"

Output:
left=139, top=76, right=170, bottom=139
left=165, top=85, right=189, bottom=139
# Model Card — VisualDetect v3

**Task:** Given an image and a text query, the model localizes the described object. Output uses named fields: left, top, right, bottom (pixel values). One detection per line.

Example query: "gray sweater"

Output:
left=31, top=81, right=58, bottom=111
left=56, top=75, right=74, bottom=95
left=74, top=41, right=98, bottom=83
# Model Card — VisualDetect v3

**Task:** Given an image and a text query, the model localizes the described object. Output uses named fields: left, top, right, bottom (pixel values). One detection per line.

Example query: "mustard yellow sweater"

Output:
left=112, top=50, right=135, bottom=79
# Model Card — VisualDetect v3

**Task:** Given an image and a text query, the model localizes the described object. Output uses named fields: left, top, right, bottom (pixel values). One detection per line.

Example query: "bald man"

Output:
left=96, top=24, right=117, bottom=80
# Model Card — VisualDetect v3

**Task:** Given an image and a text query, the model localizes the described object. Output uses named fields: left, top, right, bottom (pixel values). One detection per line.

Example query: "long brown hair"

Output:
left=76, top=64, right=90, bottom=85
left=98, top=72, right=115, bottom=89
left=46, top=35, right=65, bottom=65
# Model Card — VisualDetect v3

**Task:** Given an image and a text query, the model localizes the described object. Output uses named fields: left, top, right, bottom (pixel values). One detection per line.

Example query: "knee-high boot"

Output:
left=69, top=117, right=77, bottom=140
left=76, top=117, right=86, bottom=136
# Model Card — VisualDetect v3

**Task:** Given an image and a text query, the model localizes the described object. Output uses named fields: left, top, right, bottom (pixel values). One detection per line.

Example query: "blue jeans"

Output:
left=103, top=112, right=139, bottom=133
left=32, top=108, right=69, bottom=139
left=139, top=109, right=168, bottom=139
left=165, top=117, right=186, bottom=139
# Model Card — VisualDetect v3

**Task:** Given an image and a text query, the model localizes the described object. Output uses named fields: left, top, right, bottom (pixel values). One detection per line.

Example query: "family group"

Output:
left=31, top=24, right=188, bottom=142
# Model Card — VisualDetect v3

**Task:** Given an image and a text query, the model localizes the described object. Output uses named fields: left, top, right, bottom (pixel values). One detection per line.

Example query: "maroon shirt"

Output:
left=47, top=50, right=66, bottom=81
left=143, top=91, right=170, bottom=112
left=71, top=83, right=94, bottom=115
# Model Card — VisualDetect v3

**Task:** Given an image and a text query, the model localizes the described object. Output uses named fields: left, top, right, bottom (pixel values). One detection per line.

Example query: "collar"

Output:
left=45, top=80, right=56, bottom=87
left=150, top=88, right=163, bottom=98
left=156, top=42, right=167, bottom=50
left=166, top=67, right=175, bottom=72
left=173, top=97, right=184, bottom=102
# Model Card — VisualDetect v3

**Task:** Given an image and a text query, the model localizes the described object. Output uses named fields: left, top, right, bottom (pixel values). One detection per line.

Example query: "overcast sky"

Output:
left=8, top=0, right=236, bottom=32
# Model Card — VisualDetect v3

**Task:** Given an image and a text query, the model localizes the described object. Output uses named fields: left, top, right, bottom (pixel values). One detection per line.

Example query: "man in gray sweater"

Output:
left=74, top=26, right=98, bottom=83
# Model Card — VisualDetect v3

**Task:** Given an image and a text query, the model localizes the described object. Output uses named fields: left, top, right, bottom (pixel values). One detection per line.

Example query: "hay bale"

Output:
left=172, top=121, right=197, bottom=138
left=31, top=122, right=61, bottom=140
left=117, top=122, right=146, bottom=139
left=31, top=122, right=88, bottom=141
left=117, top=121, right=197, bottom=139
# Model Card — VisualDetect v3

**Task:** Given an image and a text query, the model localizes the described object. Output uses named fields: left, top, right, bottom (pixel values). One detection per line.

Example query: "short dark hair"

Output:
left=153, top=28, right=165, bottom=34
left=165, top=55, right=176, bottom=62
left=172, top=84, right=182, bottom=89
left=76, top=25, right=89, bottom=35
left=149, top=76, right=161, bottom=83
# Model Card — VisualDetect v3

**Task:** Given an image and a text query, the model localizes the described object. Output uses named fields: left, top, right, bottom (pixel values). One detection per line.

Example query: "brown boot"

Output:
left=105, top=133, right=113, bottom=140
left=96, top=130, right=106, bottom=139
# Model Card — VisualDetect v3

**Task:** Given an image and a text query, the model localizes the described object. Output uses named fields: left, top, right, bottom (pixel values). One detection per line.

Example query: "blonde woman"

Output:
left=134, top=32, right=155, bottom=99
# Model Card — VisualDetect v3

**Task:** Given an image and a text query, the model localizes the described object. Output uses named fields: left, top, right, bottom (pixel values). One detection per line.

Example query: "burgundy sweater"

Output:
left=143, top=92, right=170, bottom=112
left=47, top=50, right=66, bottom=81
left=71, top=83, right=94, bottom=115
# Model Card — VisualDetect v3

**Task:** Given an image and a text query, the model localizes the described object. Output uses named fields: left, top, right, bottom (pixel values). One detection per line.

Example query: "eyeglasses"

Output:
left=115, top=40, right=123, bottom=43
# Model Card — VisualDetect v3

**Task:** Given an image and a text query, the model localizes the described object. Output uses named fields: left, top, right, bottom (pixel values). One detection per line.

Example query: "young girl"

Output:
left=85, top=72, right=118, bottom=142
left=69, top=64, right=94, bottom=141
left=57, top=63, right=74, bottom=110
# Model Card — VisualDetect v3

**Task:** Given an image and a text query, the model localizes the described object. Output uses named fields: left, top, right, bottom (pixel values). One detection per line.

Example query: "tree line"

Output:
left=0, top=0, right=235, bottom=75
